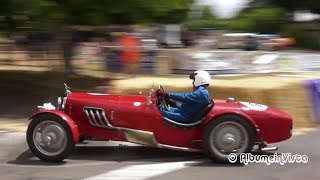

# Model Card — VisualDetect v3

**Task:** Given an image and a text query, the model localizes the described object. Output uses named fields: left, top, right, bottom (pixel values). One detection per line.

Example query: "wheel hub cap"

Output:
left=44, top=132, right=57, bottom=146
left=209, top=121, right=249, bottom=158
left=33, top=120, right=67, bottom=156
left=223, top=134, right=236, bottom=144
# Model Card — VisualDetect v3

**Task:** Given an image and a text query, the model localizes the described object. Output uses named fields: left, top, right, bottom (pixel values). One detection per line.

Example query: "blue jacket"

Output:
left=160, top=86, right=210, bottom=123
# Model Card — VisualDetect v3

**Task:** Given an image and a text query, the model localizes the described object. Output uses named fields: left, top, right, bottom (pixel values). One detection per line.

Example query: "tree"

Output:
left=230, top=7, right=286, bottom=33
left=0, top=0, right=63, bottom=33
left=182, top=5, right=217, bottom=30
left=247, top=0, right=320, bottom=50
left=250, top=0, right=320, bottom=14
left=54, top=0, right=194, bottom=25
left=0, top=0, right=195, bottom=33
left=201, top=5, right=215, bottom=19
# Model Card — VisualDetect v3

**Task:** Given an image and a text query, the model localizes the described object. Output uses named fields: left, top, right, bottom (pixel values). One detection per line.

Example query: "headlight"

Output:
left=57, top=97, right=62, bottom=106
left=57, top=96, right=67, bottom=111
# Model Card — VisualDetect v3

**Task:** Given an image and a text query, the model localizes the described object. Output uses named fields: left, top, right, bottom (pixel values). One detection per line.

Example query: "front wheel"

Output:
left=26, top=114, right=74, bottom=162
left=203, top=115, right=255, bottom=163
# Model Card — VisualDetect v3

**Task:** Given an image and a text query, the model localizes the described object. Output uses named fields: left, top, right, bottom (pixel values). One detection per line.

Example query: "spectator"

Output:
left=117, top=32, right=141, bottom=74
left=63, top=33, right=80, bottom=75
left=140, top=38, right=157, bottom=74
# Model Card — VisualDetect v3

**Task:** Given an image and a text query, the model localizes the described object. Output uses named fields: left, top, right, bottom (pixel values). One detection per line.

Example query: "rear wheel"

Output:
left=203, top=114, right=255, bottom=163
left=26, top=114, right=74, bottom=162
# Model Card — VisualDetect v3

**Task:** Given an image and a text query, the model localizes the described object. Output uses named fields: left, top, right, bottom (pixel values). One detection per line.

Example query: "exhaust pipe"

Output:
left=261, top=147, right=278, bottom=151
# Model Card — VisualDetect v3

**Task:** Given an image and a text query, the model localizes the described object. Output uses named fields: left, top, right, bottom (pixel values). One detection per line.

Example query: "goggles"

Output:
left=189, top=72, right=198, bottom=80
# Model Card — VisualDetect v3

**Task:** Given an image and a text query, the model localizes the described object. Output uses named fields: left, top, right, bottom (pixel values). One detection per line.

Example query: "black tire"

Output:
left=203, top=114, right=255, bottom=163
left=26, top=114, right=75, bottom=162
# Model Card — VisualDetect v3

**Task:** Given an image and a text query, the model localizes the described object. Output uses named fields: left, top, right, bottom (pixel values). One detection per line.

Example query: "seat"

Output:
left=163, top=100, right=214, bottom=130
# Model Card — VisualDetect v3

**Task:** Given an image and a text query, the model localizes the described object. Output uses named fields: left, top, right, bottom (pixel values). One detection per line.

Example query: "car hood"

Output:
left=67, top=92, right=147, bottom=104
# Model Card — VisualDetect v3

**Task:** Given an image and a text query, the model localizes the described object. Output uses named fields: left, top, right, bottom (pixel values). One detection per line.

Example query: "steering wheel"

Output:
left=158, top=85, right=170, bottom=111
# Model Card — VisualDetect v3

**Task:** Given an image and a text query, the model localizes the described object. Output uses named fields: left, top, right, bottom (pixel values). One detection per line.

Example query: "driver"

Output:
left=158, top=70, right=211, bottom=123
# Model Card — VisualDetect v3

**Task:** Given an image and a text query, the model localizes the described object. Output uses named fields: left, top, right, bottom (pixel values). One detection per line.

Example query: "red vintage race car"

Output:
left=26, top=84, right=292, bottom=163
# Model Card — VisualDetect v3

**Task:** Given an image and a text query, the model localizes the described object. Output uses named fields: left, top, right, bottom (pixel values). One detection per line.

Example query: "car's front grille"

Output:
left=83, top=107, right=111, bottom=128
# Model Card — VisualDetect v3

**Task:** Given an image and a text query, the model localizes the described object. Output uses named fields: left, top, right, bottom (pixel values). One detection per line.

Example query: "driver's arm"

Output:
left=167, top=91, right=202, bottom=104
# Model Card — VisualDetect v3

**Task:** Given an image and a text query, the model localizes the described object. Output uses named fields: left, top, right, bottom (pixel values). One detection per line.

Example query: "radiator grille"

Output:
left=83, top=107, right=111, bottom=128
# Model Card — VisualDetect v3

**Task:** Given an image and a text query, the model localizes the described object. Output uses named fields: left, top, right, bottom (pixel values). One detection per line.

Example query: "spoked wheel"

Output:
left=203, top=115, right=255, bottom=163
left=26, top=114, right=74, bottom=162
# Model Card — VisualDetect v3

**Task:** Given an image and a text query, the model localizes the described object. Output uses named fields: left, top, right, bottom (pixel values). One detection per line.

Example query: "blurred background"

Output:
left=0, top=0, right=319, bottom=128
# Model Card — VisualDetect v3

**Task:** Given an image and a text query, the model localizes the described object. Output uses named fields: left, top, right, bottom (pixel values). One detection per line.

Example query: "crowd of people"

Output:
left=0, top=27, right=159, bottom=76
left=63, top=28, right=159, bottom=76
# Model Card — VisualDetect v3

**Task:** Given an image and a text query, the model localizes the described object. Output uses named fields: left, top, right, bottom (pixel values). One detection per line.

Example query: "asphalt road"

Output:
left=0, top=128, right=319, bottom=180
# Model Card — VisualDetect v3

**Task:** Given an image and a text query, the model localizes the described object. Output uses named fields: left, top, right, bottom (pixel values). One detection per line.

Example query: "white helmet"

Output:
left=189, top=70, right=211, bottom=87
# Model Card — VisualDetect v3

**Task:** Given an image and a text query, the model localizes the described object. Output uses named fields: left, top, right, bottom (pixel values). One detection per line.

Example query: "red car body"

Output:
left=27, top=86, right=292, bottom=162
left=31, top=91, right=292, bottom=147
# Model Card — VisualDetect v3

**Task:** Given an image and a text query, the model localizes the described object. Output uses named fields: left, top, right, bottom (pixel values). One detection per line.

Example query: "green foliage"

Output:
left=183, top=7, right=286, bottom=33
left=273, top=0, right=320, bottom=14
left=201, top=6, right=215, bottom=19
left=57, top=0, right=194, bottom=25
left=227, top=7, right=286, bottom=33
left=0, top=0, right=195, bottom=32
left=182, top=5, right=216, bottom=30
left=250, top=0, right=320, bottom=14
left=247, top=0, right=320, bottom=50
left=0, top=0, right=63, bottom=32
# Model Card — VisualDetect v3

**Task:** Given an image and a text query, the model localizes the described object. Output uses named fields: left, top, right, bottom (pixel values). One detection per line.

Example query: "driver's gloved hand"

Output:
left=168, top=99, right=176, bottom=106
left=157, top=89, right=166, bottom=96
